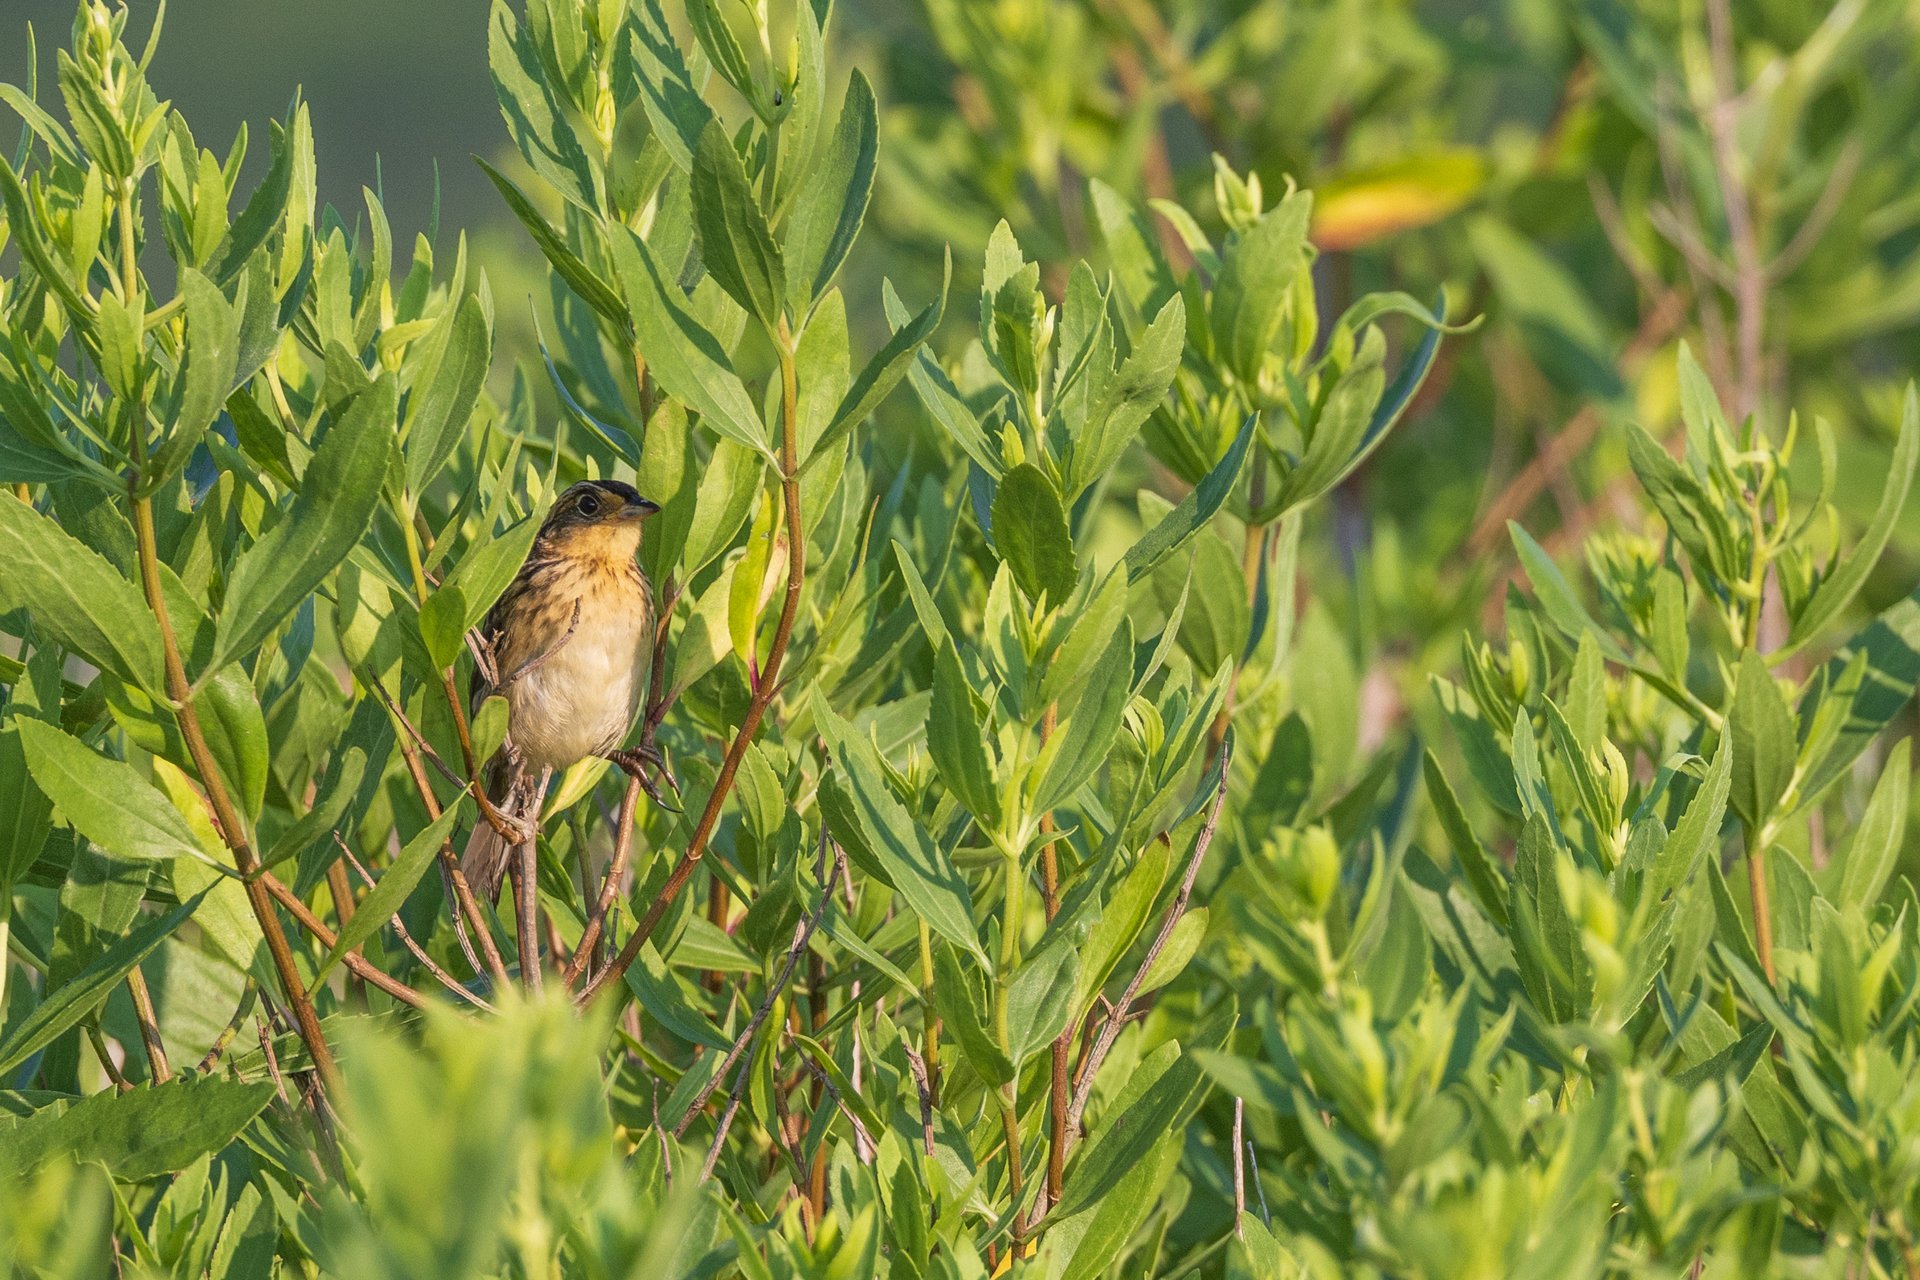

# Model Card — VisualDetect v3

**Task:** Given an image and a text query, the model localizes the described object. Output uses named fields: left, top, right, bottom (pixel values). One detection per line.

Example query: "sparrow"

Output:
left=461, top=479, right=664, bottom=901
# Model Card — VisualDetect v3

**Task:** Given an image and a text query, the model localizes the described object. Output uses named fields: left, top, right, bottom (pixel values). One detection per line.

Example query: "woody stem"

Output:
left=581, top=316, right=806, bottom=1005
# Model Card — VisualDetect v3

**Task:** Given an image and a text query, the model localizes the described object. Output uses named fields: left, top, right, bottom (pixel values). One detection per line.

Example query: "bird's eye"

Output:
left=577, top=492, right=601, bottom=516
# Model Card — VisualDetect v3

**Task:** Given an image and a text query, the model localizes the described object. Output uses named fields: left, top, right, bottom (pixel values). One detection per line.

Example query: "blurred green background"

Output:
left=3, top=0, right=501, bottom=237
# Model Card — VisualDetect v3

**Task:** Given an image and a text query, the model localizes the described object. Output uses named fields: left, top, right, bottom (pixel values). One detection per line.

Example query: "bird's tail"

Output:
left=460, top=754, right=522, bottom=902
left=460, top=819, right=514, bottom=904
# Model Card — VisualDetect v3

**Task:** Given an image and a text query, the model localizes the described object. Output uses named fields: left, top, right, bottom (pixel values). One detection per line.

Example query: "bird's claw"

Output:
left=608, top=744, right=682, bottom=814
left=477, top=790, right=538, bottom=845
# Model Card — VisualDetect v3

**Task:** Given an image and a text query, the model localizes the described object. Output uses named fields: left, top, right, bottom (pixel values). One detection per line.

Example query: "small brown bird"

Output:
left=461, top=479, right=662, bottom=901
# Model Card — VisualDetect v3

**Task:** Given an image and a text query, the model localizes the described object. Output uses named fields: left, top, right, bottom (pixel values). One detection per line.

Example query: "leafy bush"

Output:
left=2, top=1, right=1918, bottom=1277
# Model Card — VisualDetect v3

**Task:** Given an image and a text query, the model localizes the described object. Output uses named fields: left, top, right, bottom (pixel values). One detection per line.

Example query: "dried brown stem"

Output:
left=674, top=840, right=844, bottom=1138
left=335, top=837, right=496, bottom=1011
left=390, top=719, right=507, bottom=988
left=1067, top=736, right=1233, bottom=1140
left=128, top=471, right=338, bottom=1094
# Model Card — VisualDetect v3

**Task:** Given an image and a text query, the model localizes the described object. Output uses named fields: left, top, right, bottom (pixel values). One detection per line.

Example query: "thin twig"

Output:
left=1067, top=737, right=1233, bottom=1140
left=258, top=1020, right=290, bottom=1106
left=675, top=839, right=844, bottom=1138
left=197, top=982, right=259, bottom=1073
left=86, top=1023, right=132, bottom=1092
left=125, top=966, right=172, bottom=1083
left=800, top=1056, right=877, bottom=1159
left=390, top=723, right=506, bottom=988
left=699, top=1051, right=754, bottom=1184
left=903, top=1045, right=937, bottom=1157
left=365, top=670, right=468, bottom=792
left=335, top=836, right=496, bottom=1012
left=563, top=774, right=642, bottom=989
left=258, top=871, right=432, bottom=1010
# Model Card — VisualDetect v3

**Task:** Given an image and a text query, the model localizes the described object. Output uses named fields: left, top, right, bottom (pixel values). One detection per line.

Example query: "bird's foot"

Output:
left=607, top=743, right=681, bottom=814
left=476, top=788, right=538, bottom=845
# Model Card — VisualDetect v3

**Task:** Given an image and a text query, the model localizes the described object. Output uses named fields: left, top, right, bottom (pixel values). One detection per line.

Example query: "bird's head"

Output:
left=536, top=479, right=661, bottom=563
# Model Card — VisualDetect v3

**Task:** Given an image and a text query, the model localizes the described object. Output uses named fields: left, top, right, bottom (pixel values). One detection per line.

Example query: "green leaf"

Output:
left=314, top=797, right=468, bottom=982
left=800, top=272, right=946, bottom=474
left=16, top=719, right=204, bottom=864
left=213, top=377, right=398, bottom=673
left=1004, top=926, right=1080, bottom=1067
left=1785, top=385, right=1920, bottom=656
left=478, top=159, right=627, bottom=327
left=0, top=891, right=207, bottom=1077
left=783, top=71, right=877, bottom=306
left=0, top=1075, right=272, bottom=1180
left=992, top=463, right=1075, bottom=604
left=1135, top=908, right=1206, bottom=996
left=1124, top=412, right=1257, bottom=582
left=932, top=943, right=1011, bottom=1085
left=262, top=747, right=367, bottom=869
left=1068, top=294, right=1184, bottom=500
left=1422, top=750, right=1508, bottom=927
left=608, top=228, right=773, bottom=459
left=147, top=269, right=241, bottom=493
left=418, top=513, right=541, bottom=669
left=1509, top=523, right=1629, bottom=662
left=691, top=121, right=784, bottom=327
left=1033, top=619, right=1132, bottom=813
left=1831, top=737, right=1911, bottom=911
left=816, top=700, right=983, bottom=964
left=0, top=494, right=165, bottom=694
left=1728, top=651, right=1796, bottom=831
left=1210, top=192, right=1311, bottom=382
left=1647, top=739, right=1732, bottom=906
left=403, top=295, right=492, bottom=493
left=197, top=665, right=271, bottom=823
left=928, top=638, right=999, bottom=825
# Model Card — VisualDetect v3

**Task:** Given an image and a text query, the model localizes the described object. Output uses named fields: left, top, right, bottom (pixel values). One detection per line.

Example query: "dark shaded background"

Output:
left=1, top=0, right=504, bottom=239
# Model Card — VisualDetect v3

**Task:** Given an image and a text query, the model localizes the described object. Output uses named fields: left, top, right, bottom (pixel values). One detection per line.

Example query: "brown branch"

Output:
left=390, top=722, right=507, bottom=989
left=258, top=871, right=431, bottom=1011
left=560, top=771, right=641, bottom=990
left=799, top=1056, right=876, bottom=1163
left=127, top=473, right=338, bottom=1094
left=563, top=775, right=641, bottom=989
left=1066, top=735, right=1233, bottom=1140
left=580, top=317, right=811, bottom=1006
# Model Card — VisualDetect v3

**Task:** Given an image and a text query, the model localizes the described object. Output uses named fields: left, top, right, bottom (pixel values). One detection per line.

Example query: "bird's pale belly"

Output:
left=505, top=611, right=649, bottom=771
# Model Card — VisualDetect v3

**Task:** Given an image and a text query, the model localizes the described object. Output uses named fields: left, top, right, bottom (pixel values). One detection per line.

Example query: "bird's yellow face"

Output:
left=536, top=480, right=661, bottom=566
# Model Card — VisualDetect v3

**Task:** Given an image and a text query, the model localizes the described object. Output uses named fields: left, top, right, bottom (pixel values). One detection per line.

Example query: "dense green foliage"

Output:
left=3, top=1, right=1920, bottom=1276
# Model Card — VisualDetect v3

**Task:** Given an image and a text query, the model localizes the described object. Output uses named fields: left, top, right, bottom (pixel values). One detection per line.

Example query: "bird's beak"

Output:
left=622, top=495, right=662, bottom=521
